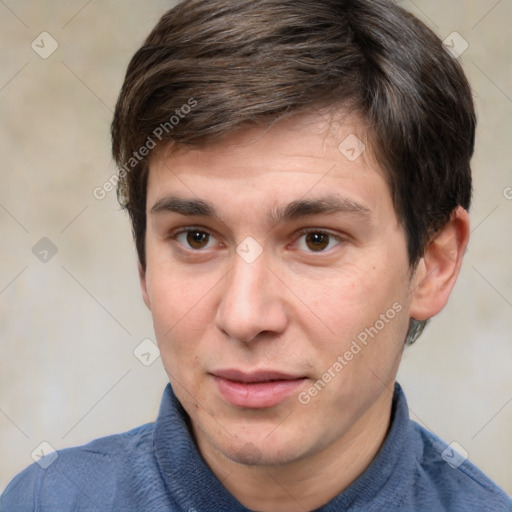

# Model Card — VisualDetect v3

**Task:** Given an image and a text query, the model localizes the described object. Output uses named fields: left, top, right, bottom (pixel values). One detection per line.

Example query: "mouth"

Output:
left=211, top=369, right=308, bottom=409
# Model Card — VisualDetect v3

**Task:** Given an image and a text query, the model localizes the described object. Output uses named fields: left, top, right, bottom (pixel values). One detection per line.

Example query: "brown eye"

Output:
left=304, top=232, right=330, bottom=251
left=184, top=230, right=210, bottom=249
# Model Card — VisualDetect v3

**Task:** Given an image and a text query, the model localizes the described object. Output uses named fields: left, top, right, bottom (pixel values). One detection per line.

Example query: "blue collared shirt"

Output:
left=1, top=382, right=511, bottom=511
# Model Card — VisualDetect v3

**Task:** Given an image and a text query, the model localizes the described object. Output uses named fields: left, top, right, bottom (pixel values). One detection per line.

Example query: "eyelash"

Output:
left=171, top=227, right=345, bottom=254
left=293, top=229, right=344, bottom=252
left=172, top=227, right=222, bottom=251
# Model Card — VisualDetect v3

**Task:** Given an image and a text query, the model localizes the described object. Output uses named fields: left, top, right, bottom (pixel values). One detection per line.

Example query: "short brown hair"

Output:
left=111, top=0, right=475, bottom=342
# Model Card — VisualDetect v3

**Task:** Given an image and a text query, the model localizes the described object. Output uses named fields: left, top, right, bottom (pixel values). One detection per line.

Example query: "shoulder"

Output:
left=408, top=420, right=512, bottom=511
left=1, top=423, right=161, bottom=512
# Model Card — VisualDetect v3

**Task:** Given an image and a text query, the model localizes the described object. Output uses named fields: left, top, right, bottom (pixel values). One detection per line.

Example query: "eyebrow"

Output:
left=150, top=194, right=371, bottom=224
left=269, top=195, right=371, bottom=225
left=151, top=196, right=216, bottom=217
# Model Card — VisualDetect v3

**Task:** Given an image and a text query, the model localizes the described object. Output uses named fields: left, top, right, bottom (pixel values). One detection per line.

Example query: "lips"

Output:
left=211, top=369, right=307, bottom=408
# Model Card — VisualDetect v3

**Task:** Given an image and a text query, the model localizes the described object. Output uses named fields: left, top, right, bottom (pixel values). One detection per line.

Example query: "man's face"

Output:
left=141, top=112, right=414, bottom=467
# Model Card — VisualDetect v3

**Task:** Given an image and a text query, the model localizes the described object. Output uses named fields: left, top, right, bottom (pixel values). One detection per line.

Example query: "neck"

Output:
left=195, top=387, right=395, bottom=512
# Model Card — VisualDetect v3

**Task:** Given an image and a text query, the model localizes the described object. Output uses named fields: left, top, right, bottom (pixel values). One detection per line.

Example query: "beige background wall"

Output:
left=1, top=0, right=511, bottom=496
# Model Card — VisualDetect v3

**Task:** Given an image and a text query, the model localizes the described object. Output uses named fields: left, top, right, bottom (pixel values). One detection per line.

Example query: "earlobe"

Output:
left=138, top=262, right=151, bottom=310
left=409, top=206, right=470, bottom=321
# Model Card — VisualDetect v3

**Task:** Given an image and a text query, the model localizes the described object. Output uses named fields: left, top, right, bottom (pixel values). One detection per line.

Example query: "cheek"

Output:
left=301, top=266, right=380, bottom=327
left=297, top=258, right=410, bottom=357
left=146, top=266, right=214, bottom=355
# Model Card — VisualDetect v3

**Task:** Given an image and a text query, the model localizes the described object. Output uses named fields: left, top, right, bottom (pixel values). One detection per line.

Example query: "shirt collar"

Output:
left=154, top=384, right=247, bottom=511
left=154, top=382, right=414, bottom=511
left=320, top=382, right=416, bottom=510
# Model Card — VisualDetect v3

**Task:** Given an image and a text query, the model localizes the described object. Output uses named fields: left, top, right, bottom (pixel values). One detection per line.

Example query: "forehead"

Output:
left=146, top=111, right=392, bottom=219
left=154, top=111, right=370, bottom=171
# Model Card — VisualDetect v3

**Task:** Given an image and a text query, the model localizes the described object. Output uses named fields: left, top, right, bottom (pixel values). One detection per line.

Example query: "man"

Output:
left=2, top=0, right=511, bottom=510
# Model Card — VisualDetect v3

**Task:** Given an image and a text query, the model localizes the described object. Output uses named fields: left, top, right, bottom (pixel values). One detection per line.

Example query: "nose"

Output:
left=215, top=252, right=288, bottom=343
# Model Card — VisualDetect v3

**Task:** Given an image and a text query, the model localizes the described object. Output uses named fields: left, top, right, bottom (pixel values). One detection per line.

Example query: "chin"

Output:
left=217, top=430, right=311, bottom=467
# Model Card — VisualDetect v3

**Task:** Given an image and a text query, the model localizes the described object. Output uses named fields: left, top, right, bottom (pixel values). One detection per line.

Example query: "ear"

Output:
left=138, top=261, right=151, bottom=310
left=409, top=206, right=470, bottom=321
